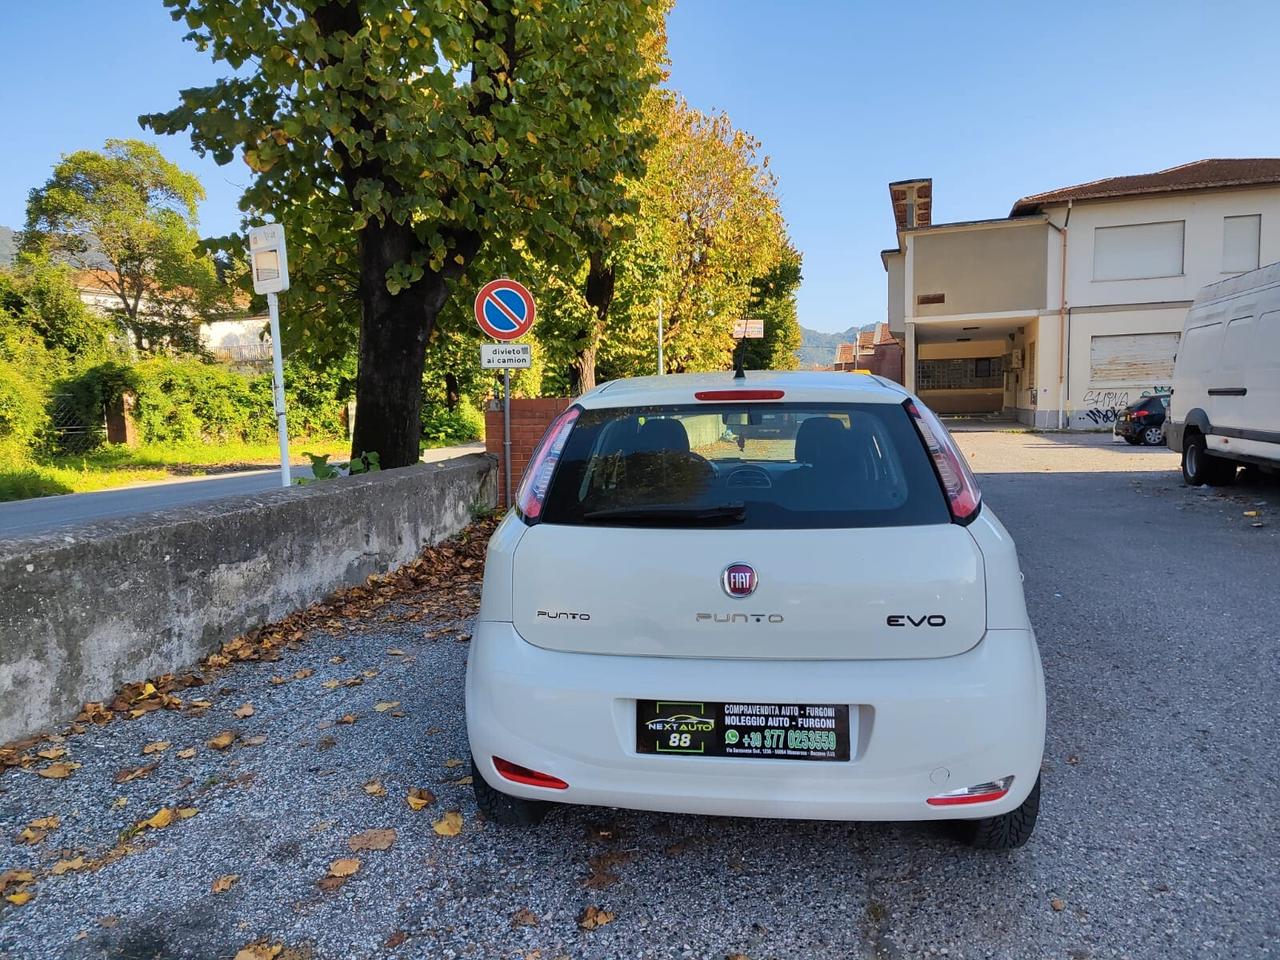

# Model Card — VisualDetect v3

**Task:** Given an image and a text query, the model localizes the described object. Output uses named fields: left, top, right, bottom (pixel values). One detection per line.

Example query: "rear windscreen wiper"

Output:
left=581, top=503, right=747, bottom=525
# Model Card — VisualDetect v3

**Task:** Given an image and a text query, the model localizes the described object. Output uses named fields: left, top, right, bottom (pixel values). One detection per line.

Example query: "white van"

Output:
left=1167, top=261, right=1280, bottom=485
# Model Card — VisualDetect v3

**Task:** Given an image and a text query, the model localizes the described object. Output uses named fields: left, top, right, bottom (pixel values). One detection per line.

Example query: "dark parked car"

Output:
left=1114, top=395, right=1169, bottom=446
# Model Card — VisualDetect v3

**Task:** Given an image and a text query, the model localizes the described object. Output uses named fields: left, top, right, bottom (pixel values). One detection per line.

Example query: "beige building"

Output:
left=882, top=159, right=1280, bottom=427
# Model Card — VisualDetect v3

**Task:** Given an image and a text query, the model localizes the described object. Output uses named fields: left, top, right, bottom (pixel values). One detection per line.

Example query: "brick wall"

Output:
left=485, top=397, right=574, bottom=507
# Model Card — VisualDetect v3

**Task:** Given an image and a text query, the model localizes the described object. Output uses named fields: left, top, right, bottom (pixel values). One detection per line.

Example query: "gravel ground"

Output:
left=1, top=431, right=1277, bottom=960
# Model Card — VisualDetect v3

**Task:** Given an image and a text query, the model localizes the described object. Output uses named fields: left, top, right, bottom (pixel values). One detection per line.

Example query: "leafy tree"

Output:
left=738, top=248, right=803, bottom=372
left=21, top=139, right=231, bottom=355
left=0, top=259, right=117, bottom=359
left=143, top=0, right=660, bottom=468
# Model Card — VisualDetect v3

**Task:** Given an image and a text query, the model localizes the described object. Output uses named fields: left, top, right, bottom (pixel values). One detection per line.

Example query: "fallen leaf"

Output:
left=384, top=930, right=407, bottom=949
left=386, top=648, right=406, bottom=657
left=234, top=944, right=283, bottom=960
left=328, top=858, right=361, bottom=878
left=362, top=670, right=379, bottom=678
left=431, top=810, right=463, bottom=836
left=37, top=747, right=66, bottom=760
left=51, top=856, right=86, bottom=875
left=1051, top=898, right=1066, bottom=912
left=0, top=869, right=35, bottom=892
left=17, top=827, right=48, bottom=845
left=208, top=730, right=237, bottom=750
left=111, top=797, right=128, bottom=810
left=1244, top=510, right=1259, bottom=517
left=294, top=668, right=314, bottom=680
left=140, top=808, right=174, bottom=831
left=177, top=807, right=199, bottom=820
left=348, top=828, right=396, bottom=852
left=317, top=735, right=337, bottom=751
left=321, top=679, right=340, bottom=690
left=29, top=815, right=60, bottom=830
left=338, top=714, right=357, bottom=725
left=374, top=701, right=400, bottom=713
left=243, top=735, right=268, bottom=747
left=363, top=779, right=387, bottom=797
left=143, top=741, right=171, bottom=755
left=234, top=702, right=255, bottom=719
left=329, top=656, right=345, bottom=665
left=5, top=890, right=33, bottom=906
left=511, top=908, right=539, bottom=928
left=444, top=758, right=463, bottom=768
left=97, top=915, right=118, bottom=928
left=113, top=763, right=157, bottom=784
left=269, top=676, right=287, bottom=686
left=1066, top=753, right=1081, bottom=766
left=37, top=761, right=81, bottom=779
left=212, top=874, right=239, bottom=893
left=177, top=748, right=197, bottom=760
left=577, top=906, right=615, bottom=930
left=406, top=787, right=435, bottom=811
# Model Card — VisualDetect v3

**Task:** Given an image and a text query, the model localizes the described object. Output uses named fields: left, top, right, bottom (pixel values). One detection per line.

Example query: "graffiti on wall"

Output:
left=1081, top=389, right=1129, bottom=425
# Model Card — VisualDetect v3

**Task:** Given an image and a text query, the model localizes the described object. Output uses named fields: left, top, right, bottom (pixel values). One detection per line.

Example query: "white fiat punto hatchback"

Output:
left=466, top=371, right=1045, bottom=849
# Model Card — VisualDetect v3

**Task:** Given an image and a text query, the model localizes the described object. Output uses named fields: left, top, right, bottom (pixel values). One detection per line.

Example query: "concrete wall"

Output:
left=912, top=221, right=1049, bottom=318
left=0, top=455, right=496, bottom=743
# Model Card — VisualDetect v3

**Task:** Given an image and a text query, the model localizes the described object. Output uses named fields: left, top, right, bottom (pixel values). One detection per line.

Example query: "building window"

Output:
left=1092, top=221, right=1185, bottom=281
left=1222, top=215, right=1261, bottom=273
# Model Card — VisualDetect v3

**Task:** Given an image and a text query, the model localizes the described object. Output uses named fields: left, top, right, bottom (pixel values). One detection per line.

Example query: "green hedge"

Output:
left=0, top=359, right=51, bottom=459
left=421, top=401, right=485, bottom=446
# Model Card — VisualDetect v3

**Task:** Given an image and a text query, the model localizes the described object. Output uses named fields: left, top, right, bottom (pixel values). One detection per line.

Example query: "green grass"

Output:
left=0, top=439, right=350, bottom=503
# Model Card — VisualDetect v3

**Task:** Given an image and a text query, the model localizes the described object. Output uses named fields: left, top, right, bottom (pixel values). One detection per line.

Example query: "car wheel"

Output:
left=471, top=756, right=552, bottom=826
left=1142, top=425, right=1164, bottom=446
left=954, top=776, right=1041, bottom=851
left=1182, top=432, right=1209, bottom=485
left=1124, top=435, right=1142, bottom=445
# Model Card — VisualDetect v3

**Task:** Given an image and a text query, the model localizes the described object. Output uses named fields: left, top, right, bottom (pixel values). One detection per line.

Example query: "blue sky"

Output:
left=3, top=1, right=1278, bottom=332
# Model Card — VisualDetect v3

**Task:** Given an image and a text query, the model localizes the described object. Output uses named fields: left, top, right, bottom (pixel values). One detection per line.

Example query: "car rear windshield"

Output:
left=538, top=402, right=950, bottom=529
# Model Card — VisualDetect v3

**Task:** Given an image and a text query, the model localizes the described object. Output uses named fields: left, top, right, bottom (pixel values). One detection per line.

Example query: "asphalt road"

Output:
left=0, top=443, right=486, bottom=539
left=0, top=432, right=1276, bottom=959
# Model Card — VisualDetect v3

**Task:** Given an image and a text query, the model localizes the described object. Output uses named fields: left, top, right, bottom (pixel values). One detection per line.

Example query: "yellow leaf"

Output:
left=386, top=649, right=406, bottom=656
left=328, top=858, right=361, bottom=878
left=400, top=8, right=413, bottom=24
left=431, top=810, right=463, bottom=837
left=338, top=714, right=357, bottom=725
left=143, top=741, right=170, bottom=755
left=37, top=762, right=81, bottom=779
left=511, top=907, right=539, bottom=928
left=17, top=827, right=47, bottom=845
left=444, top=758, right=463, bottom=769
left=374, top=701, right=400, bottom=712
left=212, top=874, right=239, bottom=893
left=379, top=23, right=392, bottom=40
left=234, top=702, right=255, bottom=719
left=29, top=815, right=60, bottom=830
left=348, top=828, right=396, bottom=852
left=406, top=787, right=435, bottom=811
left=294, top=668, right=314, bottom=680
left=177, top=748, right=197, bottom=760
left=51, top=856, right=86, bottom=875
left=1244, top=510, right=1259, bottom=517
left=143, top=808, right=174, bottom=830
left=37, top=747, right=66, bottom=760
left=111, top=797, right=127, bottom=810
left=243, top=735, right=268, bottom=747
left=177, top=807, right=199, bottom=820
left=135, top=682, right=158, bottom=702
left=5, top=890, right=33, bottom=906
left=321, top=680, right=340, bottom=690
left=526, top=131, right=538, bottom=144
left=208, top=731, right=236, bottom=750
left=577, top=905, right=616, bottom=930
left=234, top=945, right=282, bottom=960
left=364, top=780, right=387, bottom=797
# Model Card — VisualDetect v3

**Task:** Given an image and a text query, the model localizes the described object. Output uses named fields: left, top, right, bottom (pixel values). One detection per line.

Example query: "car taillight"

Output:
left=515, top=405, right=580, bottom=520
left=493, top=756, right=568, bottom=790
left=905, top=400, right=982, bottom=524
left=927, top=775, right=1013, bottom=806
left=1132, top=409, right=1147, bottom=418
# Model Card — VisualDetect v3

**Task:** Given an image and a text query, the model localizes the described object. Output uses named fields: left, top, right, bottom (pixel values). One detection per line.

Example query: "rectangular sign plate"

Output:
left=481, top=343, right=532, bottom=369
left=731, top=318, right=765, bottom=339
left=636, top=700, right=850, bottom=761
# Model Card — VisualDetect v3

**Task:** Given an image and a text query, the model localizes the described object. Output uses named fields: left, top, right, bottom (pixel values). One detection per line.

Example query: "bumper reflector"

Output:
left=926, top=775, right=1014, bottom=806
left=493, top=756, right=568, bottom=790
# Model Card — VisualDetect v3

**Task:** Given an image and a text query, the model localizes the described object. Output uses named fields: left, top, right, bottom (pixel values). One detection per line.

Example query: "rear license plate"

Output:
left=635, top=700, right=850, bottom=761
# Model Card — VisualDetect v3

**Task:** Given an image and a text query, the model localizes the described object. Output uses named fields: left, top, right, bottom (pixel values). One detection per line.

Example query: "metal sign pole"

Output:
left=502, top=368, right=512, bottom=507
left=266, top=291, right=291, bottom=487
left=657, top=298, right=664, bottom=375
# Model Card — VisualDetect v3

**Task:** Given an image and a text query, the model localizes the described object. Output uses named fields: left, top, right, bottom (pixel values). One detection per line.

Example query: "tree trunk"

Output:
left=444, top=372, right=460, bottom=411
left=350, top=219, right=449, bottom=468
left=576, top=251, right=615, bottom=394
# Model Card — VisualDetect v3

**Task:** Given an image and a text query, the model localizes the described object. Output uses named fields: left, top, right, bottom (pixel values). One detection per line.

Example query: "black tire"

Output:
left=1141, top=425, right=1164, bottom=446
left=1183, top=431, right=1238, bottom=486
left=953, top=776, right=1041, bottom=850
left=1123, top=435, right=1142, bottom=445
left=471, top=756, right=552, bottom=826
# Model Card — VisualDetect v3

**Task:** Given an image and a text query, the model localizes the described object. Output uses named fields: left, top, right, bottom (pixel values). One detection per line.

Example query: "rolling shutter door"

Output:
left=1089, top=333, right=1180, bottom=385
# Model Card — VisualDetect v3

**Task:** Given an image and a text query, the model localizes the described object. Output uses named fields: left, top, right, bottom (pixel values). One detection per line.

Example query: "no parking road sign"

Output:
left=474, top=278, right=536, bottom=341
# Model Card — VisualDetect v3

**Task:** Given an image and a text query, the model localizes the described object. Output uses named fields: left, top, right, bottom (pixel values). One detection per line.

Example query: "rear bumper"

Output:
left=465, top=623, right=1046, bottom=821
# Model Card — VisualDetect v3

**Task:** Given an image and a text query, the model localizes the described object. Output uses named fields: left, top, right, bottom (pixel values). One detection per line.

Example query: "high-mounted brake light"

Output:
left=927, top=775, right=1013, bottom=806
left=515, top=405, right=580, bottom=520
left=493, top=756, right=568, bottom=790
left=905, top=400, right=982, bottom=524
left=694, top=390, right=785, bottom=401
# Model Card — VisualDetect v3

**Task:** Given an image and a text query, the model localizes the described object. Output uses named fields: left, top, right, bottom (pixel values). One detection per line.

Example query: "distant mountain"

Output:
left=0, top=226, right=15, bottom=267
left=797, top=323, right=877, bottom=367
